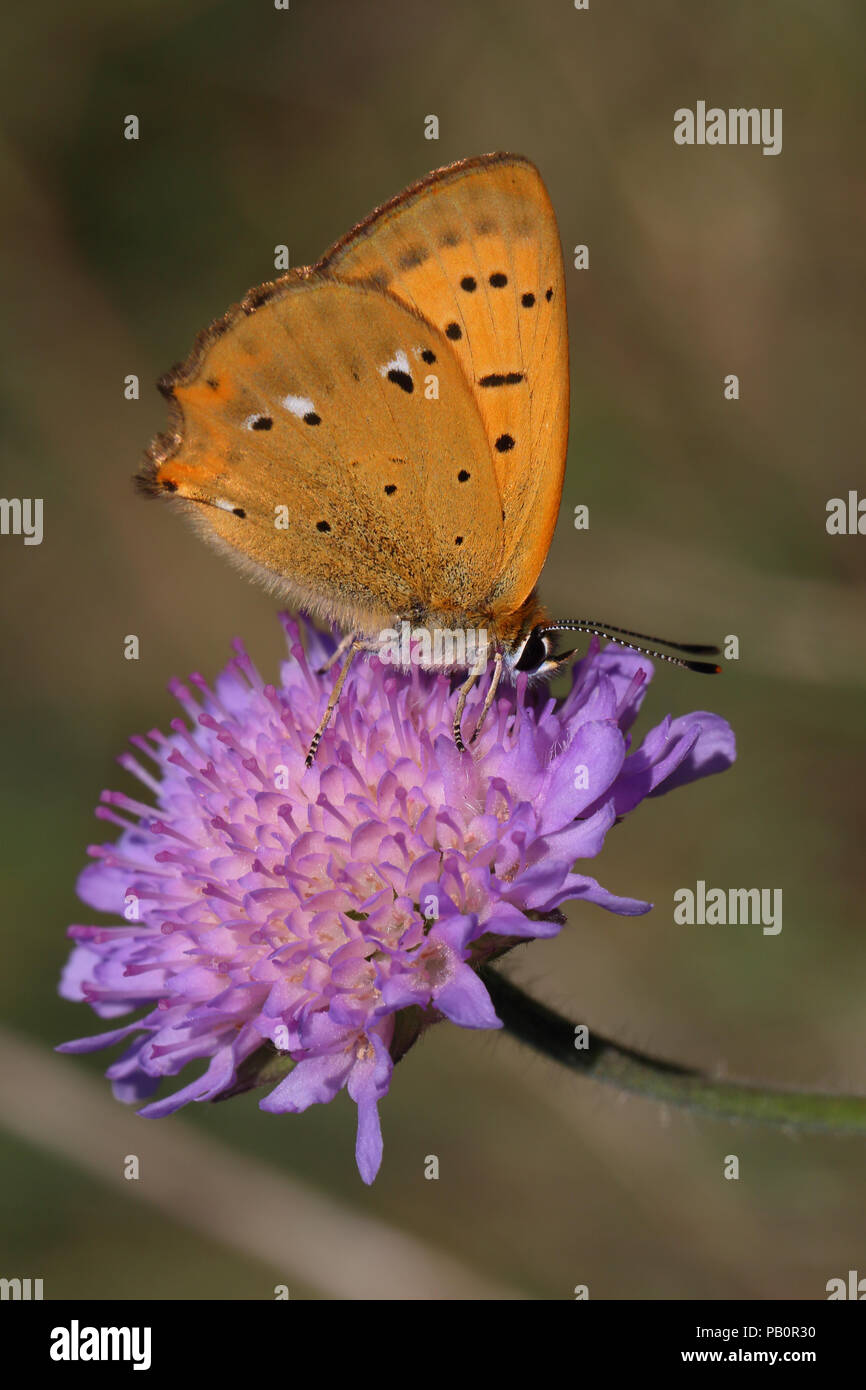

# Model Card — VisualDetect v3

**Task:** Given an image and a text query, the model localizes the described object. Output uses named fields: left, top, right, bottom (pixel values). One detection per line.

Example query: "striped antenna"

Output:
left=542, top=620, right=722, bottom=674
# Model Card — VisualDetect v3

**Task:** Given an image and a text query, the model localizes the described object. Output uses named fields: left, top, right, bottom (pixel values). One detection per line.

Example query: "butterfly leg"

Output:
left=305, top=639, right=367, bottom=768
left=316, top=630, right=356, bottom=676
left=469, top=649, right=504, bottom=746
left=453, top=672, right=479, bottom=753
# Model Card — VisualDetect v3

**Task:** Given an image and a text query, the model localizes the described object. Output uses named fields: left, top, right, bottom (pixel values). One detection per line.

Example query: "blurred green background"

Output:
left=1, top=0, right=864, bottom=1300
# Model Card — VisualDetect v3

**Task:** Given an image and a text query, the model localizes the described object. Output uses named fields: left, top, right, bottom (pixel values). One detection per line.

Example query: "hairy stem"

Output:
left=481, top=967, right=866, bottom=1134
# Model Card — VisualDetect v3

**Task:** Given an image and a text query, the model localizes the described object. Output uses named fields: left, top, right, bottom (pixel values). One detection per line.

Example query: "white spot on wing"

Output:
left=282, top=394, right=316, bottom=418
left=214, top=498, right=236, bottom=512
left=379, top=350, right=411, bottom=379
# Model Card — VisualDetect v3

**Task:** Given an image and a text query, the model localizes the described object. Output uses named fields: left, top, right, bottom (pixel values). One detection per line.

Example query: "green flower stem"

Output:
left=480, top=967, right=866, bottom=1134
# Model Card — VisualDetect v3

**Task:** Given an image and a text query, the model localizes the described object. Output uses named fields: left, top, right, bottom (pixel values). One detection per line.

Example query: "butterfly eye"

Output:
left=512, top=627, right=551, bottom=673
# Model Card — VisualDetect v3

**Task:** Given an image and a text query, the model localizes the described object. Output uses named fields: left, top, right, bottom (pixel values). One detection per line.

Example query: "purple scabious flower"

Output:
left=58, top=617, right=735, bottom=1183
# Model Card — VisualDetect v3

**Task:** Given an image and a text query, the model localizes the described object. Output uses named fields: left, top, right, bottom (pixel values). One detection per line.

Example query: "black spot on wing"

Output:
left=386, top=369, right=414, bottom=393
left=478, top=372, right=524, bottom=388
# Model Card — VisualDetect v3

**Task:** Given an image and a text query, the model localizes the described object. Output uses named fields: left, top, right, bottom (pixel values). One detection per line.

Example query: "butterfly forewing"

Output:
left=317, top=153, right=569, bottom=612
left=146, top=277, right=503, bottom=634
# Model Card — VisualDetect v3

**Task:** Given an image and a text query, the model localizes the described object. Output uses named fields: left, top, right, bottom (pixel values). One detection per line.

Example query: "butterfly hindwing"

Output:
left=142, top=276, right=504, bottom=634
left=317, top=152, right=569, bottom=612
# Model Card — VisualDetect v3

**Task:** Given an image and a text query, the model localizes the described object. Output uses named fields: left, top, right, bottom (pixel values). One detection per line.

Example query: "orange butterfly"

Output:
left=138, top=153, right=718, bottom=764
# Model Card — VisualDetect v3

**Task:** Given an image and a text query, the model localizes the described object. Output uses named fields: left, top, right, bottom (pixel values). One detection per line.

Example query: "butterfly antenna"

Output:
left=542, top=620, right=721, bottom=674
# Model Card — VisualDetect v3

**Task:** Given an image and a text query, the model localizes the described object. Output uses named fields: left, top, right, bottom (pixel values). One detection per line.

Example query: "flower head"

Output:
left=58, top=617, right=735, bottom=1182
